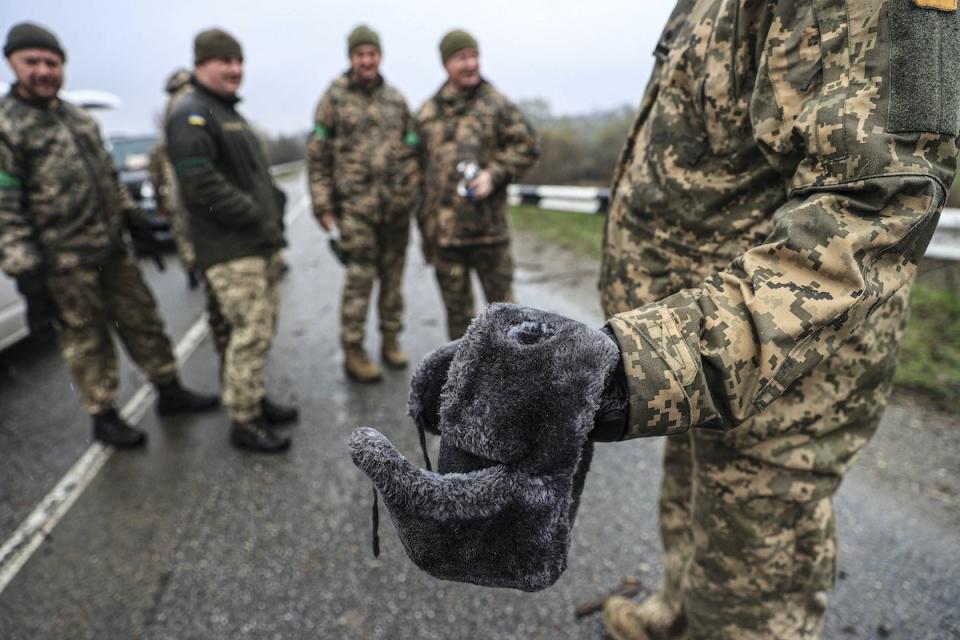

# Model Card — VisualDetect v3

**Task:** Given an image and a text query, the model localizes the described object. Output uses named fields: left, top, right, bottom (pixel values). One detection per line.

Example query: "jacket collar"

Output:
left=191, top=77, right=242, bottom=106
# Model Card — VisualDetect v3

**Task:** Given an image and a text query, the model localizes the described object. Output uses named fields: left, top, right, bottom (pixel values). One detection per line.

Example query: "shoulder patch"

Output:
left=187, top=114, right=207, bottom=127
left=403, top=131, right=421, bottom=147
left=313, top=124, right=331, bottom=139
left=914, top=0, right=956, bottom=10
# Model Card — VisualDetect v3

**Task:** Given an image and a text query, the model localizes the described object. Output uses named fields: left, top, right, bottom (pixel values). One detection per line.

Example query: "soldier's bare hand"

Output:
left=319, top=212, right=337, bottom=232
left=468, top=170, right=494, bottom=200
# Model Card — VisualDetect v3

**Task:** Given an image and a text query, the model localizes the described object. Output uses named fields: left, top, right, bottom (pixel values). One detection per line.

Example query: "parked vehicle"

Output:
left=107, top=135, right=175, bottom=253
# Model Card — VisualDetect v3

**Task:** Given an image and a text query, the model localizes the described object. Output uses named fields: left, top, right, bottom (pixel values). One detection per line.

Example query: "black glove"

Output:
left=125, top=211, right=166, bottom=271
left=15, top=271, right=59, bottom=341
left=590, top=327, right=630, bottom=442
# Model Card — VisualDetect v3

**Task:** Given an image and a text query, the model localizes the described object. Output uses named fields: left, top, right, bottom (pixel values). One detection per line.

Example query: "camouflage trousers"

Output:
left=339, top=211, right=410, bottom=347
left=46, top=252, right=177, bottom=414
left=601, top=242, right=911, bottom=639
left=169, top=204, right=196, bottom=272
left=433, top=242, right=515, bottom=340
left=205, top=254, right=280, bottom=422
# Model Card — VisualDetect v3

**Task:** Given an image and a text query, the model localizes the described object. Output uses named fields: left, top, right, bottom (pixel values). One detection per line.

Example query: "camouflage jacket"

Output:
left=415, top=80, right=539, bottom=248
left=307, top=72, right=420, bottom=222
left=166, top=80, right=286, bottom=271
left=602, top=0, right=959, bottom=439
left=0, top=87, right=139, bottom=276
left=150, top=83, right=194, bottom=215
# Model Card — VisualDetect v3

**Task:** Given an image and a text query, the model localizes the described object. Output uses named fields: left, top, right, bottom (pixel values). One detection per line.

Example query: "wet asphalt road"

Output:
left=0, top=174, right=958, bottom=640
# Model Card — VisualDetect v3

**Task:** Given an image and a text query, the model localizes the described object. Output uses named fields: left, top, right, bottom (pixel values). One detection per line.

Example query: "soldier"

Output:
left=166, top=28, right=297, bottom=453
left=148, top=68, right=199, bottom=289
left=0, top=22, right=220, bottom=448
left=412, top=2, right=959, bottom=638
left=307, top=25, right=421, bottom=383
left=415, top=29, right=539, bottom=339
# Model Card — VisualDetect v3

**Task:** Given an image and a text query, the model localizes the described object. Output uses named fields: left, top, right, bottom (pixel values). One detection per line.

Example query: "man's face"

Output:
left=350, top=45, right=381, bottom=84
left=7, top=48, right=63, bottom=102
left=444, top=48, right=481, bottom=91
left=195, top=55, right=243, bottom=98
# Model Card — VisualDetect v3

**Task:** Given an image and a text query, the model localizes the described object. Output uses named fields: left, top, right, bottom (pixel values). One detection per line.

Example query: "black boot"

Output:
left=92, top=409, right=147, bottom=448
left=155, top=378, right=220, bottom=417
left=261, top=397, right=299, bottom=425
left=230, top=419, right=291, bottom=453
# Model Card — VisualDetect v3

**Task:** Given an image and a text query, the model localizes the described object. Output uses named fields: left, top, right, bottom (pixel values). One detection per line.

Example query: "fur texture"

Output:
left=350, top=304, right=619, bottom=591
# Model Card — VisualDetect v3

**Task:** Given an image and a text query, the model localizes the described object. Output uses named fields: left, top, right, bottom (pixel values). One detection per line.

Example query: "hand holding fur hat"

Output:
left=350, top=304, right=619, bottom=591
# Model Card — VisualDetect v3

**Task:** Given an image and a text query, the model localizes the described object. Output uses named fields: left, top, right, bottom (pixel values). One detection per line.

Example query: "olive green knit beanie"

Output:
left=194, top=28, right=243, bottom=65
left=4, top=22, right=66, bottom=61
left=347, top=25, right=381, bottom=55
left=439, top=29, right=478, bottom=64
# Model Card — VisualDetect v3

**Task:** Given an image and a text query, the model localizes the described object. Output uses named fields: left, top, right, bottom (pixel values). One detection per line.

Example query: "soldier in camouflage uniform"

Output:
left=149, top=68, right=199, bottom=289
left=591, top=1, right=960, bottom=638
left=415, top=29, right=540, bottom=339
left=167, top=28, right=297, bottom=453
left=0, top=23, right=219, bottom=448
left=307, top=25, right=421, bottom=383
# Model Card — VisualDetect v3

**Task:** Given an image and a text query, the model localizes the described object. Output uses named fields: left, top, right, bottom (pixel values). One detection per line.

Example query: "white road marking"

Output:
left=0, top=184, right=311, bottom=595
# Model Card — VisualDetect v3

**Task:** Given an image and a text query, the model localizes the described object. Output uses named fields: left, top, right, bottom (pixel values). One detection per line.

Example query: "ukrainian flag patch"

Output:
left=187, top=114, right=207, bottom=126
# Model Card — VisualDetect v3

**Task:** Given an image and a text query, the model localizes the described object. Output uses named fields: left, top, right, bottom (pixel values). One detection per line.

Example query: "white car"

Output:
left=0, top=83, right=120, bottom=351
left=0, top=274, right=29, bottom=351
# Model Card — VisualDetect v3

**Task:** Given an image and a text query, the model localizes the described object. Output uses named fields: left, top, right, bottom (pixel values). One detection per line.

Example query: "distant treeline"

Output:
left=258, top=98, right=638, bottom=187
left=516, top=98, right=634, bottom=187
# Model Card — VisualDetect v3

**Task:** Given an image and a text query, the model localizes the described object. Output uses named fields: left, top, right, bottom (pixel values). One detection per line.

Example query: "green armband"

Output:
left=403, top=131, right=421, bottom=147
left=0, top=172, right=22, bottom=190
left=314, top=124, right=331, bottom=140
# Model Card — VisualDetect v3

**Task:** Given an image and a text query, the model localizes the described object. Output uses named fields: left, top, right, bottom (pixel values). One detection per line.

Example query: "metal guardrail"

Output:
left=269, top=160, right=306, bottom=177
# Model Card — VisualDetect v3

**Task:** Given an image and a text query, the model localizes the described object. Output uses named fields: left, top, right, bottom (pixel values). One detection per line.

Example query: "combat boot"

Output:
left=344, top=344, right=383, bottom=383
left=92, top=409, right=147, bottom=448
left=381, top=333, right=408, bottom=369
left=155, top=378, right=220, bottom=417
left=230, top=419, right=291, bottom=453
left=602, top=593, right=686, bottom=640
left=261, top=397, right=299, bottom=425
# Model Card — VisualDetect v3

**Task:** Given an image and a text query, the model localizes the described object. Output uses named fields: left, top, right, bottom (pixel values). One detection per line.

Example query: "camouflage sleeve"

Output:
left=306, top=91, right=336, bottom=220
left=166, top=110, right=260, bottom=228
left=0, top=131, right=42, bottom=276
left=393, top=99, right=423, bottom=213
left=486, top=97, right=540, bottom=188
left=608, top=0, right=959, bottom=439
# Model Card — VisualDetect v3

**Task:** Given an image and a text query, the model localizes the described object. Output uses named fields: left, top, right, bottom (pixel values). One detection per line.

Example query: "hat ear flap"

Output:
left=350, top=427, right=580, bottom=591
left=408, top=339, right=461, bottom=436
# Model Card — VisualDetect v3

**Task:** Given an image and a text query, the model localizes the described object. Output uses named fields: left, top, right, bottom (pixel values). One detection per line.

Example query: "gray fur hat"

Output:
left=350, top=303, right=619, bottom=591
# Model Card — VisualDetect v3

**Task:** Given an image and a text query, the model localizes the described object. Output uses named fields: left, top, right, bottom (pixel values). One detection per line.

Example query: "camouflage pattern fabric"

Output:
left=0, top=90, right=140, bottom=276
left=205, top=254, right=280, bottom=422
left=46, top=253, right=178, bottom=414
left=414, top=80, right=539, bottom=251
left=307, top=72, right=419, bottom=346
left=433, top=243, right=515, bottom=340
left=600, top=0, right=959, bottom=637
left=149, top=81, right=196, bottom=272
left=339, top=210, right=410, bottom=346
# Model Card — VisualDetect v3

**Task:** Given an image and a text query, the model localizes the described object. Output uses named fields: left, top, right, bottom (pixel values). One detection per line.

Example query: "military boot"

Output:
left=261, top=397, right=299, bottom=425
left=92, top=409, right=147, bottom=448
left=155, top=378, right=220, bottom=417
left=381, top=333, right=408, bottom=369
left=230, top=419, right=291, bottom=453
left=344, top=344, right=383, bottom=383
left=602, top=593, right=686, bottom=640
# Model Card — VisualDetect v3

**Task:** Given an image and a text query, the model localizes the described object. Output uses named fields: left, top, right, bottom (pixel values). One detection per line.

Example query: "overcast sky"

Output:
left=1, top=1, right=674, bottom=137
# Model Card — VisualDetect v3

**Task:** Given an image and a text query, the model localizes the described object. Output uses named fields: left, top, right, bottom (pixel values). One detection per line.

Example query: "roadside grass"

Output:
left=895, top=269, right=960, bottom=408
left=510, top=206, right=960, bottom=407
left=510, top=205, right=606, bottom=261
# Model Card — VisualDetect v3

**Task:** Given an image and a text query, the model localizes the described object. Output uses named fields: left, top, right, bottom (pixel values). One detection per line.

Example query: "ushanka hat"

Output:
left=350, top=303, right=619, bottom=591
